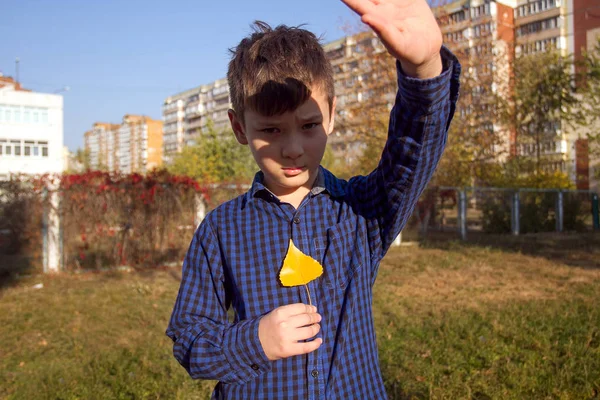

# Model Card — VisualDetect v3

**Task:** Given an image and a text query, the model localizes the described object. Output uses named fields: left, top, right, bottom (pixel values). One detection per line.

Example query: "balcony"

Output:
left=185, top=116, right=203, bottom=131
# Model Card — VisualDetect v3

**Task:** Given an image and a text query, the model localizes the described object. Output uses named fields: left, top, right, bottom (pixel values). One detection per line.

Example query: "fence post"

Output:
left=43, top=184, right=61, bottom=273
left=195, top=192, right=207, bottom=228
left=555, top=190, right=564, bottom=233
left=511, top=191, right=520, bottom=236
left=458, top=190, right=467, bottom=240
left=592, top=192, right=600, bottom=231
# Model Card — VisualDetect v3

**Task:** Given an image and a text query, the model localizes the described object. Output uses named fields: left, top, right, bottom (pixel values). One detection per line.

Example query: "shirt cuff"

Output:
left=222, top=316, right=272, bottom=383
left=396, top=46, right=461, bottom=111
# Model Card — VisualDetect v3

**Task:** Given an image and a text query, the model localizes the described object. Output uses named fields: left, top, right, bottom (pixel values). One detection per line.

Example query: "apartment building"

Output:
left=513, top=0, right=600, bottom=189
left=0, top=75, right=64, bottom=179
left=435, top=0, right=600, bottom=189
left=118, top=115, right=163, bottom=174
left=84, top=115, right=162, bottom=174
left=83, top=122, right=120, bottom=171
left=162, top=79, right=230, bottom=164
left=323, top=32, right=395, bottom=164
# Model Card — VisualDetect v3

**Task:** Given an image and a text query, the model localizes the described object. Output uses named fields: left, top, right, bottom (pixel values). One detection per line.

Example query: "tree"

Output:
left=579, top=37, right=600, bottom=182
left=497, top=49, right=586, bottom=176
left=167, top=121, right=255, bottom=183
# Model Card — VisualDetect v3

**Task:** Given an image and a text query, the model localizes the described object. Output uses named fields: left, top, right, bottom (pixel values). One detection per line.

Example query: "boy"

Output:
left=167, top=0, right=460, bottom=398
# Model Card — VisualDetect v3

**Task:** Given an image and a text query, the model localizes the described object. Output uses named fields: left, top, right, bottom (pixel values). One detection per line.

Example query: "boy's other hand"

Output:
left=341, top=0, right=443, bottom=79
left=258, top=303, right=322, bottom=361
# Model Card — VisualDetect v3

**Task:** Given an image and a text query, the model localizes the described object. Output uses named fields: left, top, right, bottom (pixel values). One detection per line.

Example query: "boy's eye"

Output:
left=260, top=128, right=280, bottom=134
left=303, top=123, right=320, bottom=130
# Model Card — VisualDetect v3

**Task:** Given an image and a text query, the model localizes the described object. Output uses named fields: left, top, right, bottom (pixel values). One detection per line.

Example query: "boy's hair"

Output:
left=227, top=21, right=335, bottom=121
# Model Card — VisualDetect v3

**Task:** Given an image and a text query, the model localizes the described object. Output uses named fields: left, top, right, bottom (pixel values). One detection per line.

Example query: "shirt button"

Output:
left=293, top=217, right=300, bottom=224
left=251, top=364, right=259, bottom=371
left=311, top=369, right=319, bottom=378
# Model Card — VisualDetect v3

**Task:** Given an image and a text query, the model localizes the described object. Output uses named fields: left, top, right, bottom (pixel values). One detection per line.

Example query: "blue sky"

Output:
left=0, top=0, right=360, bottom=151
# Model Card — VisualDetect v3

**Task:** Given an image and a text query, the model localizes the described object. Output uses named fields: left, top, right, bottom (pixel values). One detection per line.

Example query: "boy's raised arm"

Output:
left=341, top=0, right=443, bottom=79
left=340, top=0, right=461, bottom=265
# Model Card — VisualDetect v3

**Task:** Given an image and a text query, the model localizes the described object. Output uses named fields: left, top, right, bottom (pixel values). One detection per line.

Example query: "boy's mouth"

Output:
left=282, top=166, right=305, bottom=176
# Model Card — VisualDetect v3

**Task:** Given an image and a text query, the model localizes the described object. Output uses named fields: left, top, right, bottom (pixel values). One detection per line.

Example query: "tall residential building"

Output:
left=436, top=0, right=600, bottom=189
left=324, top=32, right=395, bottom=164
left=118, top=115, right=163, bottom=174
left=84, top=122, right=120, bottom=171
left=84, top=115, right=162, bottom=174
left=162, top=78, right=230, bottom=163
left=513, top=0, right=600, bottom=188
left=0, top=75, right=64, bottom=179
left=160, top=5, right=599, bottom=187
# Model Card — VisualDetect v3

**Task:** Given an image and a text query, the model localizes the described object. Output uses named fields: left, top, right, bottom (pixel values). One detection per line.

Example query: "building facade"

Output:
left=84, top=122, right=120, bottom=171
left=162, top=78, right=230, bottom=164
left=436, top=0, right=600, bottom=189
left=84, top=115, right=162, bottom=174
left=0, top=75, right=64, bottom=179
left=160, top=3, right=599, bottom=188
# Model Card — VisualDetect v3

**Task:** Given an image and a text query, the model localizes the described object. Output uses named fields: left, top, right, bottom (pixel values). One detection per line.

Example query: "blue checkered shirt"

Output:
left=167, top=47, right=460, bottom=399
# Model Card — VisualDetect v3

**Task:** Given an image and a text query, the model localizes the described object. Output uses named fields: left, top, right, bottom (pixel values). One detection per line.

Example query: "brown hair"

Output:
left=227, top=21, right=335, bottom=121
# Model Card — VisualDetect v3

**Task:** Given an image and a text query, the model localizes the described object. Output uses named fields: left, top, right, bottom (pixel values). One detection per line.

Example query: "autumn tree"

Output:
left=579, top=37, right=600, bottom=182
left=167, top=121, right=255, bottom=184
left=497, top=49, right=586, bottom=177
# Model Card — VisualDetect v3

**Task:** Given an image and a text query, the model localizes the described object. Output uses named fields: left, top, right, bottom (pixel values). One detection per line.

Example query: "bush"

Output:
left=60, top=170, right=205, bottom=270
left=0, top=171, right=214, bottom=273
left=0, top=177, right=47, bottom=275
left=481, top=190, right=590, bottom=234
left=481, top=197, right=511, bottom=234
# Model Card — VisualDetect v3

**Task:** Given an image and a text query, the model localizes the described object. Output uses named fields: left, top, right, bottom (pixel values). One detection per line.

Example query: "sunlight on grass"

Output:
left=1, top=235, right=599, bottom=399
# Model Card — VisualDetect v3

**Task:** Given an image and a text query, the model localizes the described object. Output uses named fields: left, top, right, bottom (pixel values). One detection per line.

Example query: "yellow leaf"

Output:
left=279, top=239, right=323, bottom=287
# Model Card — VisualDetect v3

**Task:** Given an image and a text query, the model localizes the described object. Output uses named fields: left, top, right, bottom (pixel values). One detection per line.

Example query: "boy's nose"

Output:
left=281, top=136, right=304, bottom=159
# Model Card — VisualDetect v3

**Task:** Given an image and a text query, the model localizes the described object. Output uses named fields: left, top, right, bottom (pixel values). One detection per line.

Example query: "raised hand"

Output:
left=341, top=0, right=443, bottom=78
left=258, top=303, right=322, bottom=361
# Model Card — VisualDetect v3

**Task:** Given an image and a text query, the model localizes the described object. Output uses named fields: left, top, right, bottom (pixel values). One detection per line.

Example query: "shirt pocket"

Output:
left=314, top=218, right=363, bottom=291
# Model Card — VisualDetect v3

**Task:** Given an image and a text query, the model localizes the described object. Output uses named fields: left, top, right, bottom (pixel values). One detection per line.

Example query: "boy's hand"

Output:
left=341, top=0, right=443, bottom=79
left=258, top=303, right=322, bottom=361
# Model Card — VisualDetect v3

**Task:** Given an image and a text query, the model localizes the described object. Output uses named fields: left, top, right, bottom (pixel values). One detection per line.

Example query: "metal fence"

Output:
left=404, top=187, right=600, bottom=240
left=3, top=180, right=598, bottom=275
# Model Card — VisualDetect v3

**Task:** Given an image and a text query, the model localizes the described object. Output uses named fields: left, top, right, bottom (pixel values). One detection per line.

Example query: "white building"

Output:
left=0, top=75, right=64, bottom=179
left=162, top=78, right=231, bottom=164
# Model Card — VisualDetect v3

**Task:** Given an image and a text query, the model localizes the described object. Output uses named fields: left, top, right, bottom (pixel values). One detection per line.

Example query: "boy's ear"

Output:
left=327, top=96, right=337, bottom=135
left=228, top=109, right=248, bottom=145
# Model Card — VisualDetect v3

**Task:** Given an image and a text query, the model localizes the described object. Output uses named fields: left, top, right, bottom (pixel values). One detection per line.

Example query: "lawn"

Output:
left=1, top=233, right=599, bottom=399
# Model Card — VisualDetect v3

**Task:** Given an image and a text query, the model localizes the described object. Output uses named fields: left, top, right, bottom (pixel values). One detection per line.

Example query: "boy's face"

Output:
left=229, top=87, right=336, bottom=200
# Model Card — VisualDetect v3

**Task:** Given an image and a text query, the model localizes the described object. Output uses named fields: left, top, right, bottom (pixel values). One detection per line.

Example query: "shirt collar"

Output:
left=245, top=166, right=345, bottom=206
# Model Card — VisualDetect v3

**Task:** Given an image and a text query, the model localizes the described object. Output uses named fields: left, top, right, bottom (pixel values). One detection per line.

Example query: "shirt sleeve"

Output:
left=346, top=46, right=461, bottom=270
left=166, top=218, right=271, bottom=384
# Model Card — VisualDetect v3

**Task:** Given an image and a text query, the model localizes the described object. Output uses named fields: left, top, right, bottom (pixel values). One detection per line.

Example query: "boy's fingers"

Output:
left=341, top=0, right=376, bottom=16
left=287, top=312, right=321, bottom=328
left=289, top=338, right=323, bottom=356
left=292, top=324, right=321, bottom=341
left=276, top=303, right=317, bottom=318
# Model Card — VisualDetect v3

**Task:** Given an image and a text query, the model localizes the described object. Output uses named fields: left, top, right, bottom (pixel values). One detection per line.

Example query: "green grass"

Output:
left=1, top=234, right=599, bottom=399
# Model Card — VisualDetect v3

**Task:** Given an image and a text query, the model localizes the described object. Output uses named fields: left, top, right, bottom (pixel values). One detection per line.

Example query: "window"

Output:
left=6, top=146, right=11, bottom=155
left=24, top=146, right=31, bottom=156
left=15, top=145, right=21, bottom=156
left=42, top=146, right=48, bottom=157
left=33, top=146, right=39, bottom=156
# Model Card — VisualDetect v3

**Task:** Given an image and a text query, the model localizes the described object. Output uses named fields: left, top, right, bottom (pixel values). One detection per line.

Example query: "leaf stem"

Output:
left=305, top=284, right=312, bottom=306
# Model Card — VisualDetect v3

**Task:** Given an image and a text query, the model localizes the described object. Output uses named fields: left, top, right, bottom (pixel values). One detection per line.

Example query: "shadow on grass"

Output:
left=0, top=253, right=38, bottom=291
left=414, top=230, right=600, bottom=270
